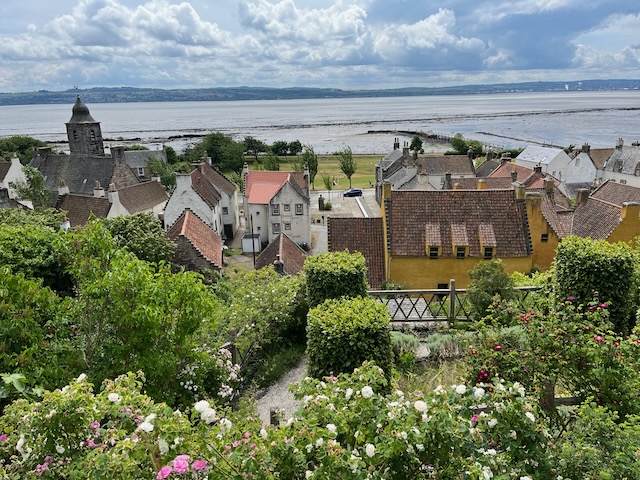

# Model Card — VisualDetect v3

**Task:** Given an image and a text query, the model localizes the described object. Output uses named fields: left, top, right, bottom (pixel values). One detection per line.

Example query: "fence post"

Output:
left=228, top=328, right=239, bottom=365
left=449, top=279, right=456, bottom=325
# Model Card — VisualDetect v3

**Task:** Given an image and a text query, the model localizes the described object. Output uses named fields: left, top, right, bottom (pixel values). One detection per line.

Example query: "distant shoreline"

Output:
left=1, top=79, right=638, bottom=106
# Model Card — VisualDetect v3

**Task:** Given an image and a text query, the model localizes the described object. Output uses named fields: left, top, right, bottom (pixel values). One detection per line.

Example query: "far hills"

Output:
left=1, top=79, right=638, bottom=106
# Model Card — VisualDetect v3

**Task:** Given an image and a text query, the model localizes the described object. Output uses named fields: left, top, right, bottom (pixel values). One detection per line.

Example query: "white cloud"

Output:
left=474, top=0, right=577, bottom=23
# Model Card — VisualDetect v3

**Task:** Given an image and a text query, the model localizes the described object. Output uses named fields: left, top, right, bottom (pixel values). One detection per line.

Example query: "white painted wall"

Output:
left=165, top=173, right=222, bottom=232
left=1, top=157, right=26, bottom=199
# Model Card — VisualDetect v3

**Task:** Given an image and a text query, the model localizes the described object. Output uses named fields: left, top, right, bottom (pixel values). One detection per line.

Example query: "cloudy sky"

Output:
left=1, top=0, right=639, bottom=92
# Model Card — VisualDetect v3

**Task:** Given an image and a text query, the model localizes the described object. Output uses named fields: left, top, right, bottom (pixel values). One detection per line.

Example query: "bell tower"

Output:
left=66, top=96, right=105, bottom=156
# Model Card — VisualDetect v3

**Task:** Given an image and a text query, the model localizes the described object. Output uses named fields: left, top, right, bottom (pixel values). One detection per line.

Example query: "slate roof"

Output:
left=124, top=150, right=166, bottom=169
left=255, top=233, right=307, bottom=275
left=604, top=145, right=640, bottom=174
left=327, top=217, right=386, bottom=288
left=475, top=159, right=500, bottom=177
left=117, top=181, right=168, bottom=213
left=68, top=97, right=97, bottom=123
left=191, top=169, right=222, bottom=209
left=30, top=153, right=139, bottom=195
left=387, top=190, right=531, bottom=258
left=195, top=163, right=237, bottom=197
left=0, top=189, right=23, bottom=209
left=245, top=171, right=308, bottom=204
left=571, top=180, right=640, bottom=239
left=0, top=162, right=11, bottom=182
left=516, top=146, right=564, bottom=165
left=56, top=194, right=111, bottom=227
left=167, top=209, right=223, bottom=268
left=378, top=149, right=406, bottom=171
left=451, top=177, right=514, bottom=189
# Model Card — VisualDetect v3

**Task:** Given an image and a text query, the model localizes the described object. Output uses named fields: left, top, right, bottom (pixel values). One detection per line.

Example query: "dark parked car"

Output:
left=343, top=188, right=363, bottom=197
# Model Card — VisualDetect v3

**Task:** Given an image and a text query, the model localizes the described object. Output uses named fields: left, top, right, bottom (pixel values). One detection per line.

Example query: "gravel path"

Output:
left=255, top=356, right=308, bottom=425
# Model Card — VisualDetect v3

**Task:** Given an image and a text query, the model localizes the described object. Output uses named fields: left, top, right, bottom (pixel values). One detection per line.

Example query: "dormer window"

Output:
left=429, top=246, right=439, bottom=259
left=484, top=247, right=494, bottom=259
left=425, top=223, right=441, bottom=259
left=634, top=163, right=640, bottom=176
left=614, top=160, right=623, bottom=172
left=456, top=246, right=466, bottom=258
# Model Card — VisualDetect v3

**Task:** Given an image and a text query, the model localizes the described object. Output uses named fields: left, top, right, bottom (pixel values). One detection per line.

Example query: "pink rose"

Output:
left=157, top=466, right=173, bottom=479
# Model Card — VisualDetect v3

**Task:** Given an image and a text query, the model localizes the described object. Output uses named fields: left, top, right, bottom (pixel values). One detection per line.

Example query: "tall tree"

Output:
left=244, top=136, right=267, bottom=162
left=271, top=140, right=289, bottom=156
left=146, top=157, right=176, bottom=189
left=302, top=145, right=319, bottom=189
left=262, top=151, right=280, bottom=171
left=410, top=135, right=423, bottom=152
left=337, top=146, right=357, bottom=188
left=288, top=140, right=303, bottom=156
left=9, top=166, right=49, bottom=208
left=0, top=135, right=47, bottom=164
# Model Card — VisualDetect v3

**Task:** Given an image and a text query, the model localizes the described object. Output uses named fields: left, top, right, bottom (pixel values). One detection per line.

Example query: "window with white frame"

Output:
left=272, top=204, right=280, bottom=216
left=295, top=203, right=303, bottom=215
left=284, top=204, right=290, bottom=212
left=284, top=222, right=291, bottom=230
left=222, top=207, right=229, bottom=215
left=273, top=223, right=281, bottom=234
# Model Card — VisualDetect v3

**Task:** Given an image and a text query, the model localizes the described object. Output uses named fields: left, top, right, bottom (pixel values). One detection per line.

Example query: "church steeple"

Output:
left=66, top=96, right=105, bottom=156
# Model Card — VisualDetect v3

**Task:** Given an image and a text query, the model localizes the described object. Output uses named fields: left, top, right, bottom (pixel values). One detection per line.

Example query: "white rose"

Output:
left=260, top=428, right=268, bottom=439
left=194, top=400, right=210, bottom=413
left=361, top=386, right=373, bottom=399
left=474, top=387, right=485, bottom=399
left=525, top=412, right=535, bottom=423
left=455, top=384, right=467, bottom=395
left=201, top=407, right=217, bottom=424
left=414, top=400, right=427, bottom=412
left=55, top=445, right=65, bottom=454
left=326, top=424, right=337, bottom=434
left=76, top=373, right=87, bottom=382
left=365, top=443, right=376, bottom=457
left=345, top=388, right=353, bottom=400
left=157, top=438, right=169, bottom=454
left=306, top=470, right=314, bottom=479
left=138, top=421, right=154, bottom=433
left=488, top=418, right=498, bottom=428
left=108, top=393, right=122, bottom=404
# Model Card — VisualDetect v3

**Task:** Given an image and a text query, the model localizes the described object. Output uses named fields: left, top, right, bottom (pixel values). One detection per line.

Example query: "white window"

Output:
left=295, top=204, right=303, bottom=215
left=272, top=204, right=280, bottom=216
left=222, top=207, right=229, bottom=215
left=284, top=204, right=290, bottom=212
left=284, top=222, right=291, bottom=230
left=137, top=167, right=145, bottom=177
left=273, top=223, right=280, bottom=234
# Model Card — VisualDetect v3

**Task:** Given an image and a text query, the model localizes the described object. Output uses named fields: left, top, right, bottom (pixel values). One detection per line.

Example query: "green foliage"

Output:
left=146, top=156, right=176, bottom=189
left=301, top=144, right=318, bottom=186
left=243, top=136, right=268, bottom=161
left=321, top=173, right=333, bottom=191
left=0, top=135, right=47, bottom=164
left=101, top=213, right=176, bottom=264
left=466, top=259, right=516, bottom=321
left=321, top=201, right=332, bottom=211
left=307, top=297, right=393, bottom=380
left=9, top=165, right=49, bottom=208
left=303, top=250, right=369, bottom=308
left=270, top=140, right=289, bottom=156
left=213, top=268, right=308, bottom=379
left=164, top=145, right=178, bottom=164
left=261, top=151, right=280, bottom=171
left=183, top=133, right=245, bottom=173
left=123, top=144, right=149, bottom=151
left=409, top=135, right=423, bottom=152
left=287, top=140, right=303, bottom=156
left=0, top=267, right=76, bottom=404
left=554, top=236, right=638, bottom=333
left=0, top=207, right=65, bottom=229
left=337, top=145, right=357, bottom=188
left=449, top=133, right=484, bottom=157
left=0, top=222, right=69, bottom=290
left=390, top=331, right=419, bottom=372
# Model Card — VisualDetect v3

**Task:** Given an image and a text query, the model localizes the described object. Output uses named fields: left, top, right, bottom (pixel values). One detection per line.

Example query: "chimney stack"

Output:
left=575, top=188, right=590, bottom=206
left=477, top=178, right=487, bottom=190
left=402, top=142, right=410, bottom=157
left=273, top=254, right=285, bottom=275
left=93, top=181, right=105, bottom=198
left=534, top=164, right=542, bottom=174
left=393, top=137, right=400, bottom=150
left=544, top=177, right=554, bottom=192
left=107, top=183, right=119, bottom=204
left=616, top=138, right=624, bottom=149
left=510, top=170, right=517, bottom=182
left=58, top=179, right=69, bottom=196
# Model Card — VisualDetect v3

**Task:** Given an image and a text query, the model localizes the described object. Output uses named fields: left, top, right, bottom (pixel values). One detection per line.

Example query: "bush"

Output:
left=466, top=259, right=516, bottom=321
left=390, top=331, right=419, bottom=372
left=306, top=297, right=393, bottom=381
left=554, top=236, right=638, bottom=333
left=303, top=250, right=368, bottom=308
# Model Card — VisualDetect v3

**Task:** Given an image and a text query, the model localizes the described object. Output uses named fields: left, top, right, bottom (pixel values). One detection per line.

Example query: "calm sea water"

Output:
left=1, top=91, right=639, bottom=154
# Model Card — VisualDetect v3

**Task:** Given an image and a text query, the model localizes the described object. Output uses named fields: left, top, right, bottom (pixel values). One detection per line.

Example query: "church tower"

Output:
left=66, top=96, right=105, bottom=156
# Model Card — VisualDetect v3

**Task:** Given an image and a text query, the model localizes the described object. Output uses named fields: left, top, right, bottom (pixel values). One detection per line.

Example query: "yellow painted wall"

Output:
left=525, top=193, right=560, bottom=270
left=388, top=255, right=533, bottom=289
left=608, top=204, right=640, bottom=244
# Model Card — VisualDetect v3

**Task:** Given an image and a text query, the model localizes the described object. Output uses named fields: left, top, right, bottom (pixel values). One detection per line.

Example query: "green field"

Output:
left=279, top=154, right=381, bottom=190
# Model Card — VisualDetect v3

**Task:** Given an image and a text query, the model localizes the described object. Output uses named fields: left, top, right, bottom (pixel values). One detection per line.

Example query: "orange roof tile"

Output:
left=167, top=209, right=223, bottom=268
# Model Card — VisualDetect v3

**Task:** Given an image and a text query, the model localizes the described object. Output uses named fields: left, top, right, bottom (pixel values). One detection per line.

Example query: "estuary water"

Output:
left=1, top=91, right=639, bottom=154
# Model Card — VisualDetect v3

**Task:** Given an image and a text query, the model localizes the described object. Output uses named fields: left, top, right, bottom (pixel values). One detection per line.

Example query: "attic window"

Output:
left=614, top=160, right=623, bottom=173
left=635, top=163, right=640, bottom=176
left=484, top=247, right=494, bottom=259
left=429, top=246, right=439, bottom=259
left=456, top=246, right=466, bottom=258
left=541, top=233, right=549, bottom=243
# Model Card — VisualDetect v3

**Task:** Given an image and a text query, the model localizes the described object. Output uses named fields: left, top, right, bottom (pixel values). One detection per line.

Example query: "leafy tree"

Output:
left=288, top=140, right=303, bottom=156
left=146, top=156, right=176, bottom=189
left=183, top=133, right=244, bottom=173
left=0, top=207, right=65, bottom=229
left=243, top=136, right=267, bottom=161
left=302, top=145, right=319, bottom=188
left=337, top=145, right=357, bottom=188
left=261, top=151, right=280, bottom=171
left=271, top=140, right=289, bottom=156
left=321, top=173, right=333, bottom=196
left=466, top=259, right=516, bottom=320
left=450, top=133, right=483, bottom=157
left=410, top=135, right=423, bottom=152
left=123, top=144, right=149, bottom=151
left=0, top=135, right=47, bottom=164
left=164, top=145, right=178, bottom=164
left=9, top=165, right=49, bottom=208
left=101, top=213, right=176, bottom=265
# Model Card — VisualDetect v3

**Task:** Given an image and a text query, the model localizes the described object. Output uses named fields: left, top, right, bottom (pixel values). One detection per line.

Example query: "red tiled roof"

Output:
left=245, top=171, right=308, bottom=204
left=167, top=209, right=223, bottom=268
left=327, top=217, right=386, bottom=288
left=255, top=233, right=307, bottom=274
left=117, top=181, right=167, bottom=213
left=56, top=194, right=111, bottom=227
left=387, top=190, right=531, bottom=258
left=588, top=148, right=614, bottom=170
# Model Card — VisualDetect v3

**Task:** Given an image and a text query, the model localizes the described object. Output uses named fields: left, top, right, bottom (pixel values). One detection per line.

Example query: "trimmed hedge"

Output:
left=303, top=250, right=368, bottom=308
left=554, top=236, right=638, bottom=333
left=306, top=296, right=392, bottom=381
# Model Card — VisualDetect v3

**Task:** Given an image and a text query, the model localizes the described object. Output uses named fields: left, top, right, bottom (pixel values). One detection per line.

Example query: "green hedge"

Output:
left=303, top=250, right=368, bottom=308
left=554, top=236, right=638, bottom=333
left=306, top=296, right=392, bottom=381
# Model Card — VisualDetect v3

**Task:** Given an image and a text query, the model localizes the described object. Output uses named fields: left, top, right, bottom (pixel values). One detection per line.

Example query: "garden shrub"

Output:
left=466, top=259, right=516, bottom=321
left=554, top=236, right=638, bottom=333
left=303, top=250, right=368, bottom=308
left=390, top=331, right=419, bottom=372
left=307, top=297, right=392, bottom=380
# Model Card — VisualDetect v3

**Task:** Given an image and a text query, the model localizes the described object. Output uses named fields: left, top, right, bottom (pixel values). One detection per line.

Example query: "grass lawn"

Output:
left=277, top=154, right=382, bottom=190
